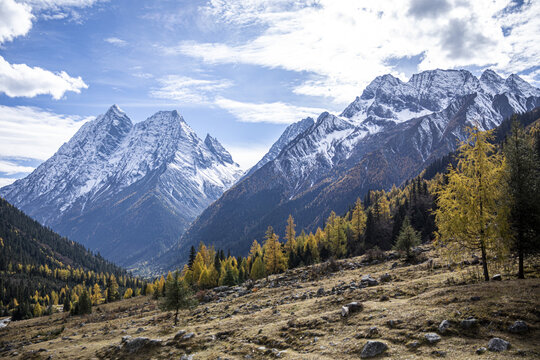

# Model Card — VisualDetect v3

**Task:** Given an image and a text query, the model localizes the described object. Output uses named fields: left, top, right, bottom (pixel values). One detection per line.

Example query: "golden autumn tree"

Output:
left=435, top=127, right=508, bottom=281
left=284, top=215, right=298, bottom=267
left=263, top=226, right=287, bottom=276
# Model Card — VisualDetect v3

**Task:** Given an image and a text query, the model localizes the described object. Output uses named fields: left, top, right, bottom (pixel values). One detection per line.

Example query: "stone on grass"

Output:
left=508, top=320, right=528, bottom=334
left=360, top=341, right=388, bottom=358
left=174, top=330, right=187, bottom=340
left=488, top=338, right=510, bottom=352
left=361, top=275, right=379, bottom=287
left=122, top=337, right=162, bottom=353
left=476, top=347, right=486, bottom=355
left=425, top=333, right=441, bottom=344
left=438, top=320, right=450, bottom=334
left=492, top=274, right=502, bottom=281
left=341, top=302, right=362, bottom=317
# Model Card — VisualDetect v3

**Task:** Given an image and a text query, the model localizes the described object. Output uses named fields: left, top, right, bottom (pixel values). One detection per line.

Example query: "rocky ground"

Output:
left=1, top=246, right=539, bottom=359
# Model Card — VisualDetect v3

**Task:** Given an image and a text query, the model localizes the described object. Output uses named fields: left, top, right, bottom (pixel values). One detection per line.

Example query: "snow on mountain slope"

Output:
left=244, top=116, right=315, bottom=178
left=0, top=106, right=242, bottom=269
left=174, top=69, right=540, bottom=266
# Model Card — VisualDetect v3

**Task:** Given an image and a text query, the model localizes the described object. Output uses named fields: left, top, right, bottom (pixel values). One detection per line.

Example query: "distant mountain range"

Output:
left=0, top=106, right=242, bottom=271
left=3, top=69, right=539, bottom=274
left=168, top=69, right=540, bottom=268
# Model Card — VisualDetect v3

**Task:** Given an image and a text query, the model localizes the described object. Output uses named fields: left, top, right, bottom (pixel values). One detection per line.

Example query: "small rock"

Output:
left=341, top=302, right=362, bottom=317
left=180, top=355, right=193, bottom=360
left=470, top=296, right=481, bottom=301
left=379, top=273, right=392, bottom=282
left=174, top=330, right=187, bottom=340
left=508, top=320, right=528, bottom=334
left=438, top=320, right=450, bottom=334
left=379, top=295, right=389, bottom=302
left=366, top=327, right=379, bottom=338
left=341, top=306, right=350, bottom=317
left=182, top=332, right=195, bottom=340
left=317, top=288, right=325, bottom=296
left=425, top=333, right=441, bottom=344
left=406, top=341, right=421, bottom=349
left=431, top=350, right=446, bottom=357
left=487, top=337, right=510, bottom=352
left=361, top=275, right=379, bottom=287
left=492, top=274, right=502, bottom=281
left=122, top=337, right=162, bottom=353
left=476, top=347, right=486, bottom=355
left=136, top=327, right=145, bottom=333
left=360, top=341, right=388, bottom=358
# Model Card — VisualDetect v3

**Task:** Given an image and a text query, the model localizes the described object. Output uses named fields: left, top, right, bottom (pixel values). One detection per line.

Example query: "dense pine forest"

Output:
left=158, top=109, right=539, bottom=296
left=0, top=198, right=146, bottom=320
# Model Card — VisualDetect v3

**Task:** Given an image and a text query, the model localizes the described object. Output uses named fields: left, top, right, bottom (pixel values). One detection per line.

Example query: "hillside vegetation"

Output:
left=0, top=245, right=538, bottom=359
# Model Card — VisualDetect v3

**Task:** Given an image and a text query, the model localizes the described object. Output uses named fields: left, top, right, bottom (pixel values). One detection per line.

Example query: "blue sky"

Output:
left=0, top=0, right=539, bottom=186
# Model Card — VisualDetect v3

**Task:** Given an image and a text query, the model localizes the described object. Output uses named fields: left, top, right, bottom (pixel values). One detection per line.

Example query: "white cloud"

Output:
left=0, top=178, right=18, bottom=187
left=224, top=144, right=271, bottom=170
left=0, top=0, right=33, bottom=43
left=105, top=37, right=127, bottom=46
left=0, top=105, right=91, bottom=161
left=0, top=160, right=35, bottom=175
left=20, top=0, right=105, bottom=10
left=215, top=97, right=325, bottom=124
left=0, top=56, right=88, bottom=99
left=150, top=75, right=233, bottom=105
left=173, top=0, right=539, bottom=104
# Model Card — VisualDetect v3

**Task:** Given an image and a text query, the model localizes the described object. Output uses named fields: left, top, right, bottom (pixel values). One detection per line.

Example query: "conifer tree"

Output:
left=263, top=227, right=287, bottom=276
left=435, top=128, right=507, bottom=281
left=351, top=198, right=367, bottom=241
left=393, top=217, right=421, bottom=259
left=188, top=245, right=196, bottom=269
left=250, top=256, right=265, bottom=280
left=106, top=275, right=119, bottom=302
left=504, top=121, right=540, bottom=278
left=284, top=215, right=298, bottom=267
left=160, top=271, right=197, bottom=326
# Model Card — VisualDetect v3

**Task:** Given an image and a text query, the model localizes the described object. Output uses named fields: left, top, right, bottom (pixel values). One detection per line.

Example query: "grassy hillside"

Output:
left=0, top=245, right=538, bottom=359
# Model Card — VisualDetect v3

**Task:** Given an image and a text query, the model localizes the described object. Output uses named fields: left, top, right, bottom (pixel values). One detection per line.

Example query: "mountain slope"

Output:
left=174, top=69, right=540, bottom=264
left=0, top=106, right=243, bottom=270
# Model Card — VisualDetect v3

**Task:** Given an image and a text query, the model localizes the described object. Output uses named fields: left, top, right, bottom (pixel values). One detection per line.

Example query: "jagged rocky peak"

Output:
left=505, top=73, right=540, bottom=97
left=205, top=134, right=234, bottom=164
left=360, top=74, right=403, bottom=100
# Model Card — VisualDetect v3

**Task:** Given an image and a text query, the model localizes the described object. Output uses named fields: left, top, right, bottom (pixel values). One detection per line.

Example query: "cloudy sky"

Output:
left=0, top=0, right=538, bottom=186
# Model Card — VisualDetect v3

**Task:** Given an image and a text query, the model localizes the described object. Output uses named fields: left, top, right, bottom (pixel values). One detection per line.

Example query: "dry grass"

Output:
left=1, top=247, right=538, bottom=359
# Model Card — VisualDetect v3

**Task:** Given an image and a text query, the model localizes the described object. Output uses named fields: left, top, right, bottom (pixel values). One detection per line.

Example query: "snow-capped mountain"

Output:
left=174, top=69, right=540, bottom=265
left=244, top=116, right=315, bottom=178
left=0, top=105, right=242, bottom=269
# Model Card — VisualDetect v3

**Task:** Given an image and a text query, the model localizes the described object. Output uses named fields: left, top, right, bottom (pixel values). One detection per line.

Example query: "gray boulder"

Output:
left=488, top=337, right=510, bottom=352
left=438, top=320, right=450, bottom=334
left=360, top=341, right=388, bottom=358
left=122, top=337, right=162, bottom=353
left=508, top=320, right=528, bottom=334
left=361, top=275, right=379, bottom=287
left=461, top=318, right=477, bottom=329
left=425, top=333, right=441, bottom=344
left=492, top=274, right=502, bottom=281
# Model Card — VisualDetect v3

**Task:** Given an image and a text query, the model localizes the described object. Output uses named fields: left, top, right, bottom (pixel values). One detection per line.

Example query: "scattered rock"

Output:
left=341, top=302, right=363, bottom=317
left=182, top=332, right=195, bottom=341
left=360, top=341, right=388, bottom=358
left=136, top=327, right=145, bottom=333
left=366, top=327, right=379, bottom=338
left=361, top=275, right=379, bottom=287
left=174, top=330, right=187, bottom=340
left=438, top=320, right=450, bottom=334
left=317, top=287, right=325, bottom=296
left=508, top=320, right=528, bottom=334
left=431, top=350, right=446, bottom=357
left=122, top=337, right=162, bottom=353
left=386, top=319, right=401, bottom=329
left=425, top=333, right=441, bottom=344
left=470, top=296, right=481, bottom=301
left=406, top=341, right=421, bottom=349
left=180, top=355, right=193, bottom=360
left=492, top=274, right=502, bottom=281
left=476, top=347, right=486, bottom=355
left=379, top=295, right=389, bottom=302
left=379, top=273, right=391, bottom=283
left=487, top=338, right=510, bottom=352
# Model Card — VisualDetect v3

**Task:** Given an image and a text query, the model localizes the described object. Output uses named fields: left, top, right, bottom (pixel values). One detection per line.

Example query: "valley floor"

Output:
left=1, top=247, right=539, bottom=359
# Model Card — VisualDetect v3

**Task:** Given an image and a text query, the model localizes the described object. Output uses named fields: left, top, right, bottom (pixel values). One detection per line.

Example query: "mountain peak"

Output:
left=505, top=74, right=540, bottom=97
left=204, top=134, right=234, bottom=164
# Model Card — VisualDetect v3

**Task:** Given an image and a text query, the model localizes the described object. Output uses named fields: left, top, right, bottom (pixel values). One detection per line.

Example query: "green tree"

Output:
left=504, top=121, right=540, bottom=278
left=160, top=271, right=197, bottom=326
left=71, top=290, right=92, bottom=315
left=435, top=128, right=507, bottom=281
left=284, top=215, right=298, bottom=268
left=393, top=217, right=421, bottom=259
left=106, top=275, right=119, bottom=302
